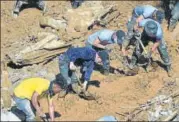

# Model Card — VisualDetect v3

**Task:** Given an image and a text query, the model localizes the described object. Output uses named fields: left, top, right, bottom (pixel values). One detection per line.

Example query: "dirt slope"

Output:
left=1, top=1, right=179, bottom=121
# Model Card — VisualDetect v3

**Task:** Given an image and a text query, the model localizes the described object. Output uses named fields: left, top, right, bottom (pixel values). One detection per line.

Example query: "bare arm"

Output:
left=48, top=95, right=54, bottom=121
left=93, top=38, right=106, bottom=49
left=151, top=41, right=160, bottom=53
left=134, top=15, right=144, bottom=31
left=31, top=92, right=44, bottom=117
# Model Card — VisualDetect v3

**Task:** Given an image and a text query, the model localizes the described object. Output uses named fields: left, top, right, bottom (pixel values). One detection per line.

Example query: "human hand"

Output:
left=69, top=62, right=76, bottom=71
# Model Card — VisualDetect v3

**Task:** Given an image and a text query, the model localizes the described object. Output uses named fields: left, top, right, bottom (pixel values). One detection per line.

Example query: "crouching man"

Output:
left=58, top=46, right=106, bottom=96
left=85, top=29, right=125, bottom=75
left=12, top=77, right=66, bottom=121
left=122, top=19, right=172, bottom=77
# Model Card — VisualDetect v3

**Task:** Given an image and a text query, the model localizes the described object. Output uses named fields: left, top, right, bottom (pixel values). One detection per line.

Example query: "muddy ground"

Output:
left=1, top=1, right=179, bottom=121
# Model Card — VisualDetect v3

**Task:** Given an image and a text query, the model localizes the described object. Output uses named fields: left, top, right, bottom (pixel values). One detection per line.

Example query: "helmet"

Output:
left=116, top=30, right=125, bottom=45
left=155, top=10, right=165, bottom=23
left=144, top=20, right=158, bottom=37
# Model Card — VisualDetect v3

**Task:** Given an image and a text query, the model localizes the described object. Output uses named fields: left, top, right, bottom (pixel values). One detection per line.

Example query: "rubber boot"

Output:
left=71, top=83, right=82, bottom=94
left=166, top=65, right=173, bottom=77
left=37, top=0, right=47, bottom=13
left=169, top=19, right=177, bottom=32
left=103, top=69, right=110, bottom=75
left=129, top=56, right=137, bottom=69
left=58, top=90, right=67, bottom=98
left=13, top=1, right=23, bottom=18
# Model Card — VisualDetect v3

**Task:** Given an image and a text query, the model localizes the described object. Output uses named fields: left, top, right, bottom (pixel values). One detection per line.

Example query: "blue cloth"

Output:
left=134, top=5, right=157, bottom=18
left=138, top=19, right=163, bottom=41
left=85, top=29, right=115, bottom=46
left=64, top=47, right=96, bottom=81
left=97, top=116, right=118, bottom=121
left=66, top=47, right=96, bottom=62
left=13, top=96, right=35, bottom=121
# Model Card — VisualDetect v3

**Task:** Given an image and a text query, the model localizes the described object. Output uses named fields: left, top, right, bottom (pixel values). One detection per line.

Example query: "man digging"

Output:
left=12, top=77, right=67, bottom=121
left=58, top=46, right=107, bottom=99
left=85, top=29, right=126, bottom=75
left=122, top=19, right=172, bottom=77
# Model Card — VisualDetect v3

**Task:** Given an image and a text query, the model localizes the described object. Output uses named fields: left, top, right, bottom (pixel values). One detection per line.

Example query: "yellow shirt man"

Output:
left=13, top=77, right=62, bottom=121
left=14, top=77, right=50, bottom=100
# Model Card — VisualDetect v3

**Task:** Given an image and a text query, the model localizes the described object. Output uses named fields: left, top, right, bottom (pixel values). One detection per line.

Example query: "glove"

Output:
left=169, top=4, right=174, bottom=10
left=82, top=80, right=88, bottom=91
left=144, top=51, right=152, bottom=59
left=134, top=30, right=141, bottom=38
left=123, top=56, right=129, bottom=64
left=104, top=46, right=112, bottom=51
left=40, top=114, right=48, bottom=122
left=69, top=62, right=76, bottom=71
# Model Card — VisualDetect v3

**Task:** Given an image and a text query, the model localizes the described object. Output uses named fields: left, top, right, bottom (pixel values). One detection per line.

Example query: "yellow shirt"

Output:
left=14, top=77, right=50, bottom=100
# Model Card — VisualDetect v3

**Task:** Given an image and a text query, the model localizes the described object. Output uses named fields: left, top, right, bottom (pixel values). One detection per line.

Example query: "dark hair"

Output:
left=155, top=10, right=165, bottom=23
left=116, top=30, right=125, bottom=45
left=53, top=74, right=68, bottom=90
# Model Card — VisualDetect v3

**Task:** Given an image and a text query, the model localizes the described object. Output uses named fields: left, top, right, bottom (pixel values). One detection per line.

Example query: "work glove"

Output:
left=169, top=4, right=174, bottom=10
left=144, top=51, right=152, bottom=59
left=134, top=30, right=141, bottom=38
left=40, top=114, right=49, bottom=122
left=82, top=80, right=88, bottom=91
left=122, top=56, right=129, bottom=65
left=69, top=62, right=77, bottom=71
left=104, top=46, right=112, bottom=51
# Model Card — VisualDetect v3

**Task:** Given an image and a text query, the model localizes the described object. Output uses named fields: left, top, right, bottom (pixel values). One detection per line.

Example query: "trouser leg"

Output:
left=13, top=97, right=35, bottom=121
left=36, top=0, right=46, bottom=11
left=169, top=2, right=179, bottom=31
left=157, top=39, right=171, bottom=72
left=58, top=54, right=71, bottom=85
left=13, top=0, right=24, bottom=13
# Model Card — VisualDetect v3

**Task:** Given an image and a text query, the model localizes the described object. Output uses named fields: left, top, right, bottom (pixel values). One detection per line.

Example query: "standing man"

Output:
left=58, top=46, right=105, bottom=94
left=85, top=29, right=125, bottom=75
left=122, top=19, right=172, bottom=77
left=169, top=0, right=179, bottom=31
left=13, top=0, right=46, bottom=17
left=12, top=77, right=67, bottom=121
left=124, top=5, right=165, bottom=47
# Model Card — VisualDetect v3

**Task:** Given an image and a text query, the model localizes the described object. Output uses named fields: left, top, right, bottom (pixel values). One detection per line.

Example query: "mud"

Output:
left=1, top=1, right=179, bottom=121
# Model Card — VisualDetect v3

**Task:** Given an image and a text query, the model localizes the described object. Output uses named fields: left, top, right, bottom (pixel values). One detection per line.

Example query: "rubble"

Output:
left=6, top=32, right=71, bottom=66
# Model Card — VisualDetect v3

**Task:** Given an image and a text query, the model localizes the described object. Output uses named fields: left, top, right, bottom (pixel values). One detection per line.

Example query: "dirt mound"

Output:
left=1, top=1, right=179, bottom=121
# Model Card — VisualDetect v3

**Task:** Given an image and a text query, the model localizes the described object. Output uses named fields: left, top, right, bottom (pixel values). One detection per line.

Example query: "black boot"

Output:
left=166, top=65, right=173, bottom=77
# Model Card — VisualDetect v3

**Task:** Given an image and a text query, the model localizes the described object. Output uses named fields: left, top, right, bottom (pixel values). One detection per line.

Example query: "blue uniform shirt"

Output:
left=66, top=47, right=96, bottom=81
left=134, top=5, right=157, bottom=18
left=138, top=19, right=163, bottom=41
left=86, top=29, right=115, bottom=46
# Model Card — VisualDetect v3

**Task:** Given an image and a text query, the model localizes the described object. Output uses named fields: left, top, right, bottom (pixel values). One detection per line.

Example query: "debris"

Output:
left=1, top=61, right=13, bottom=109
left=6, top=33, right=72, bottom=66
left=163, top=110, right=178, bottom=121
left=39, top=16, right=67, bottom=31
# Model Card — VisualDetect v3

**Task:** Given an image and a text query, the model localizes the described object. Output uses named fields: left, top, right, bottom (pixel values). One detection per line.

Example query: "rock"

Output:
left=175, top=78, right=179, bottom=86
left=39, top=16, right=67, bottom=30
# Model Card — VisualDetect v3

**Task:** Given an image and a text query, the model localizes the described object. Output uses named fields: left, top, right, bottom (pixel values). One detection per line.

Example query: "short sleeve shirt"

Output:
left=134, top=5, right=157, bottom=18
left=14, top=78, right=50, bottom=100
left=86, top=29, right=115, bottom=46
left=138, top=19, right=163, bottom=41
